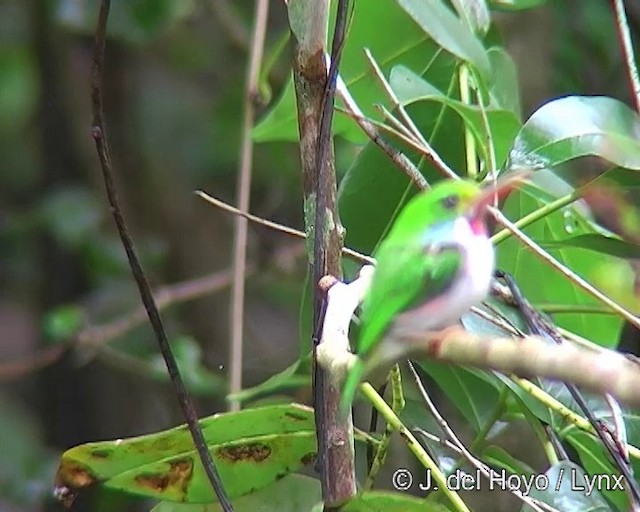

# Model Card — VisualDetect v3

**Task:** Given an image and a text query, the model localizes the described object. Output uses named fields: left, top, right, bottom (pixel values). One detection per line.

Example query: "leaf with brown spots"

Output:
left=53, top=404, right=318, bottom=504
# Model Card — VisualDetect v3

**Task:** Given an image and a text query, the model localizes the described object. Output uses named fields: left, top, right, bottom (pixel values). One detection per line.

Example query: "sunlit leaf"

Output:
left=149, top=474, right=322, bottom=512
left=539, top=234, right=640, bottom=259
left=397, top=0, right=490, bottom=77
left=508, top=96, right=640, bottom=171
left=450, top=0, right=490, bottom=35
left=487, top=47, right=521, bottom=118
left=496, top=181, right=625, bottom=346
left=342, top=491, right=450, bottom=511
left=390, top=65, right=521, bottom=167
left=522, top=461, right=611, bottom=512
left=54, top=404, right=317, bottom=504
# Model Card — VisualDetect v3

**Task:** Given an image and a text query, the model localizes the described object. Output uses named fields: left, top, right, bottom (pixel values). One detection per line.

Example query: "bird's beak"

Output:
left=468, top=170, right=531, bottom=220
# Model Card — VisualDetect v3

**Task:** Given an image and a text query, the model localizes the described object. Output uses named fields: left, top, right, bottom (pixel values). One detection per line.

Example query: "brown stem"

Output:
left=289, top=0, right=356, bottom=506
left=90, top=2, right=233, bottom=510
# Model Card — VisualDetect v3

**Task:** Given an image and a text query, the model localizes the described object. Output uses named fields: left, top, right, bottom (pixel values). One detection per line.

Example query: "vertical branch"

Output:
left=229, top=0, right=269, bottom=413
left=90, top=2, right=233, bottom=510
left=612, top=0, right=640, bottom=112
left=288, top=0, right=356, bottom=507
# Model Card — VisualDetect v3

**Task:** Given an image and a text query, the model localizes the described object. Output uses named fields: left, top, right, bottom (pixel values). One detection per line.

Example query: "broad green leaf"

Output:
left=149, top=474, right=322, bottom=512
left=564, top=430, right=627, bottom=512
left=540, top=234, right=640, bottom=259
left=481, top=445, right=535, bottom=476
left=253, top=0, right=446, bottom=142
left=508, top=96, right=640, bottom=171
left=390, top=65, right=521, bottom=167
left=497, top=374, right=553, bottom=425
left=342, top=491, right=451, bottom=511
left=487, top=47, right=521, bottom=118
left=418, top=362, right=502, bottom=432
left=496, top=182, right=624, bottom=346
left=54, top=404, right=317, bottom=504
left=338, top=86, right=466, bottom=255
left=450, top=0, right=491, bottom=35
left=590, top=259, right=640, bottom=313
left=522, top=461, right=611, bottom=512
left=397, top=0, right=490, bottom=78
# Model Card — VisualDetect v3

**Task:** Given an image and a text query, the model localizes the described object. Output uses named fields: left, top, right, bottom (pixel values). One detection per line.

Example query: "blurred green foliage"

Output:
left=2, top=0, right=640, bottom=511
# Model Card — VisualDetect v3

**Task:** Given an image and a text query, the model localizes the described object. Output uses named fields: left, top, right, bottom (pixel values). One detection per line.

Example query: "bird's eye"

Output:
left=441, top=195, right=459, bottom=209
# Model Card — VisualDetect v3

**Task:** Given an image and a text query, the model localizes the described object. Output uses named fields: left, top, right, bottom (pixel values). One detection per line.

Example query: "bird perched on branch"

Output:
left=340, top=175, right=525, bottom=413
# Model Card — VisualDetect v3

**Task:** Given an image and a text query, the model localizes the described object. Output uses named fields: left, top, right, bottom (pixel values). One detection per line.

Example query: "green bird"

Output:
left=340, top=177, right=522, bottom=412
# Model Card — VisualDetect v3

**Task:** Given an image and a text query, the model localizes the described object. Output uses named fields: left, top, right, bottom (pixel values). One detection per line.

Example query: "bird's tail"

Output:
left=339, top=358, right=365, bottom=416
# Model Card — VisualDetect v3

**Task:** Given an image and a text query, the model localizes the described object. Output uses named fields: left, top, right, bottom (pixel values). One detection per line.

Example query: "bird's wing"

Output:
left=356, top=236, right=463, bottom=357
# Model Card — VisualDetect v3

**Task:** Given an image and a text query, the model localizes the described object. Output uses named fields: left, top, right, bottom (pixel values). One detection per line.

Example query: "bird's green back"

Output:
left=356, top=180, right=482, bottom=357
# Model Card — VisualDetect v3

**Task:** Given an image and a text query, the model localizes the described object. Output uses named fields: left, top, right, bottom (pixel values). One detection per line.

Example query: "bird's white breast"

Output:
left=390, top=216, right=494, bottom=337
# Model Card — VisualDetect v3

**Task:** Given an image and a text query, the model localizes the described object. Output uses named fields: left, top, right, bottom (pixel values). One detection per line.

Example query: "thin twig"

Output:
left=229, top=0, right=269, bottom=413
left=612, top=0, right=640, bottom=112
left=0, top=346, right=65, bottom=381
left=363, top=49, right=457, bottom=179
left=90, top=3, right=233, bottom=509
left=196, top=190, right=374, bottom=264
left=407, top=362, right=555, bottom=512
left=77, top=267, right=243, bottom=348
left=335, top=103, right=427, bottom=188
left=210, top=0, right=250, bottom=52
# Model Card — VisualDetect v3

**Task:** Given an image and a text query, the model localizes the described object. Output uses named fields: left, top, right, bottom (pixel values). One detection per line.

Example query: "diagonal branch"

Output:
left=90, top=2, right=233, bottom=509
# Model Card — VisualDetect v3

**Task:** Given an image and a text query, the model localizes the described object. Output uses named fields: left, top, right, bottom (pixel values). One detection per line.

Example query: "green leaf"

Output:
left=342, top=491, right=451, bottom=511
left=481, top=445, right=535, bottom=476
left=390, top=65, right=521, bottom=167
left=418, top=362, right=502, bottom=432
left=397, top=0, right=490, bottom=78
left=338, top=90, right=467, bottom=255
left=149, top=474, right=322, bottom=512
left=489, top=0, right=547, bottom=10
left=54, top=404, right=318, bottom=504
left=522, top=461, right=612, bottom=511
left=508, top=96, right=640, bottom=171
left=253, top=0, right=448, bottom=142
left=539, top=234, right=640, bottom=259
left=487, top=47, right=521, bottom=118
left=450, top=0, right=491, bottom=35
left=228, top=358, right=310, bottom=404
left=495, top=182, right=625, bottom=347
left=496, top=374, right=553, bottom=425
left=564, top=429, right=628, bottom=512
